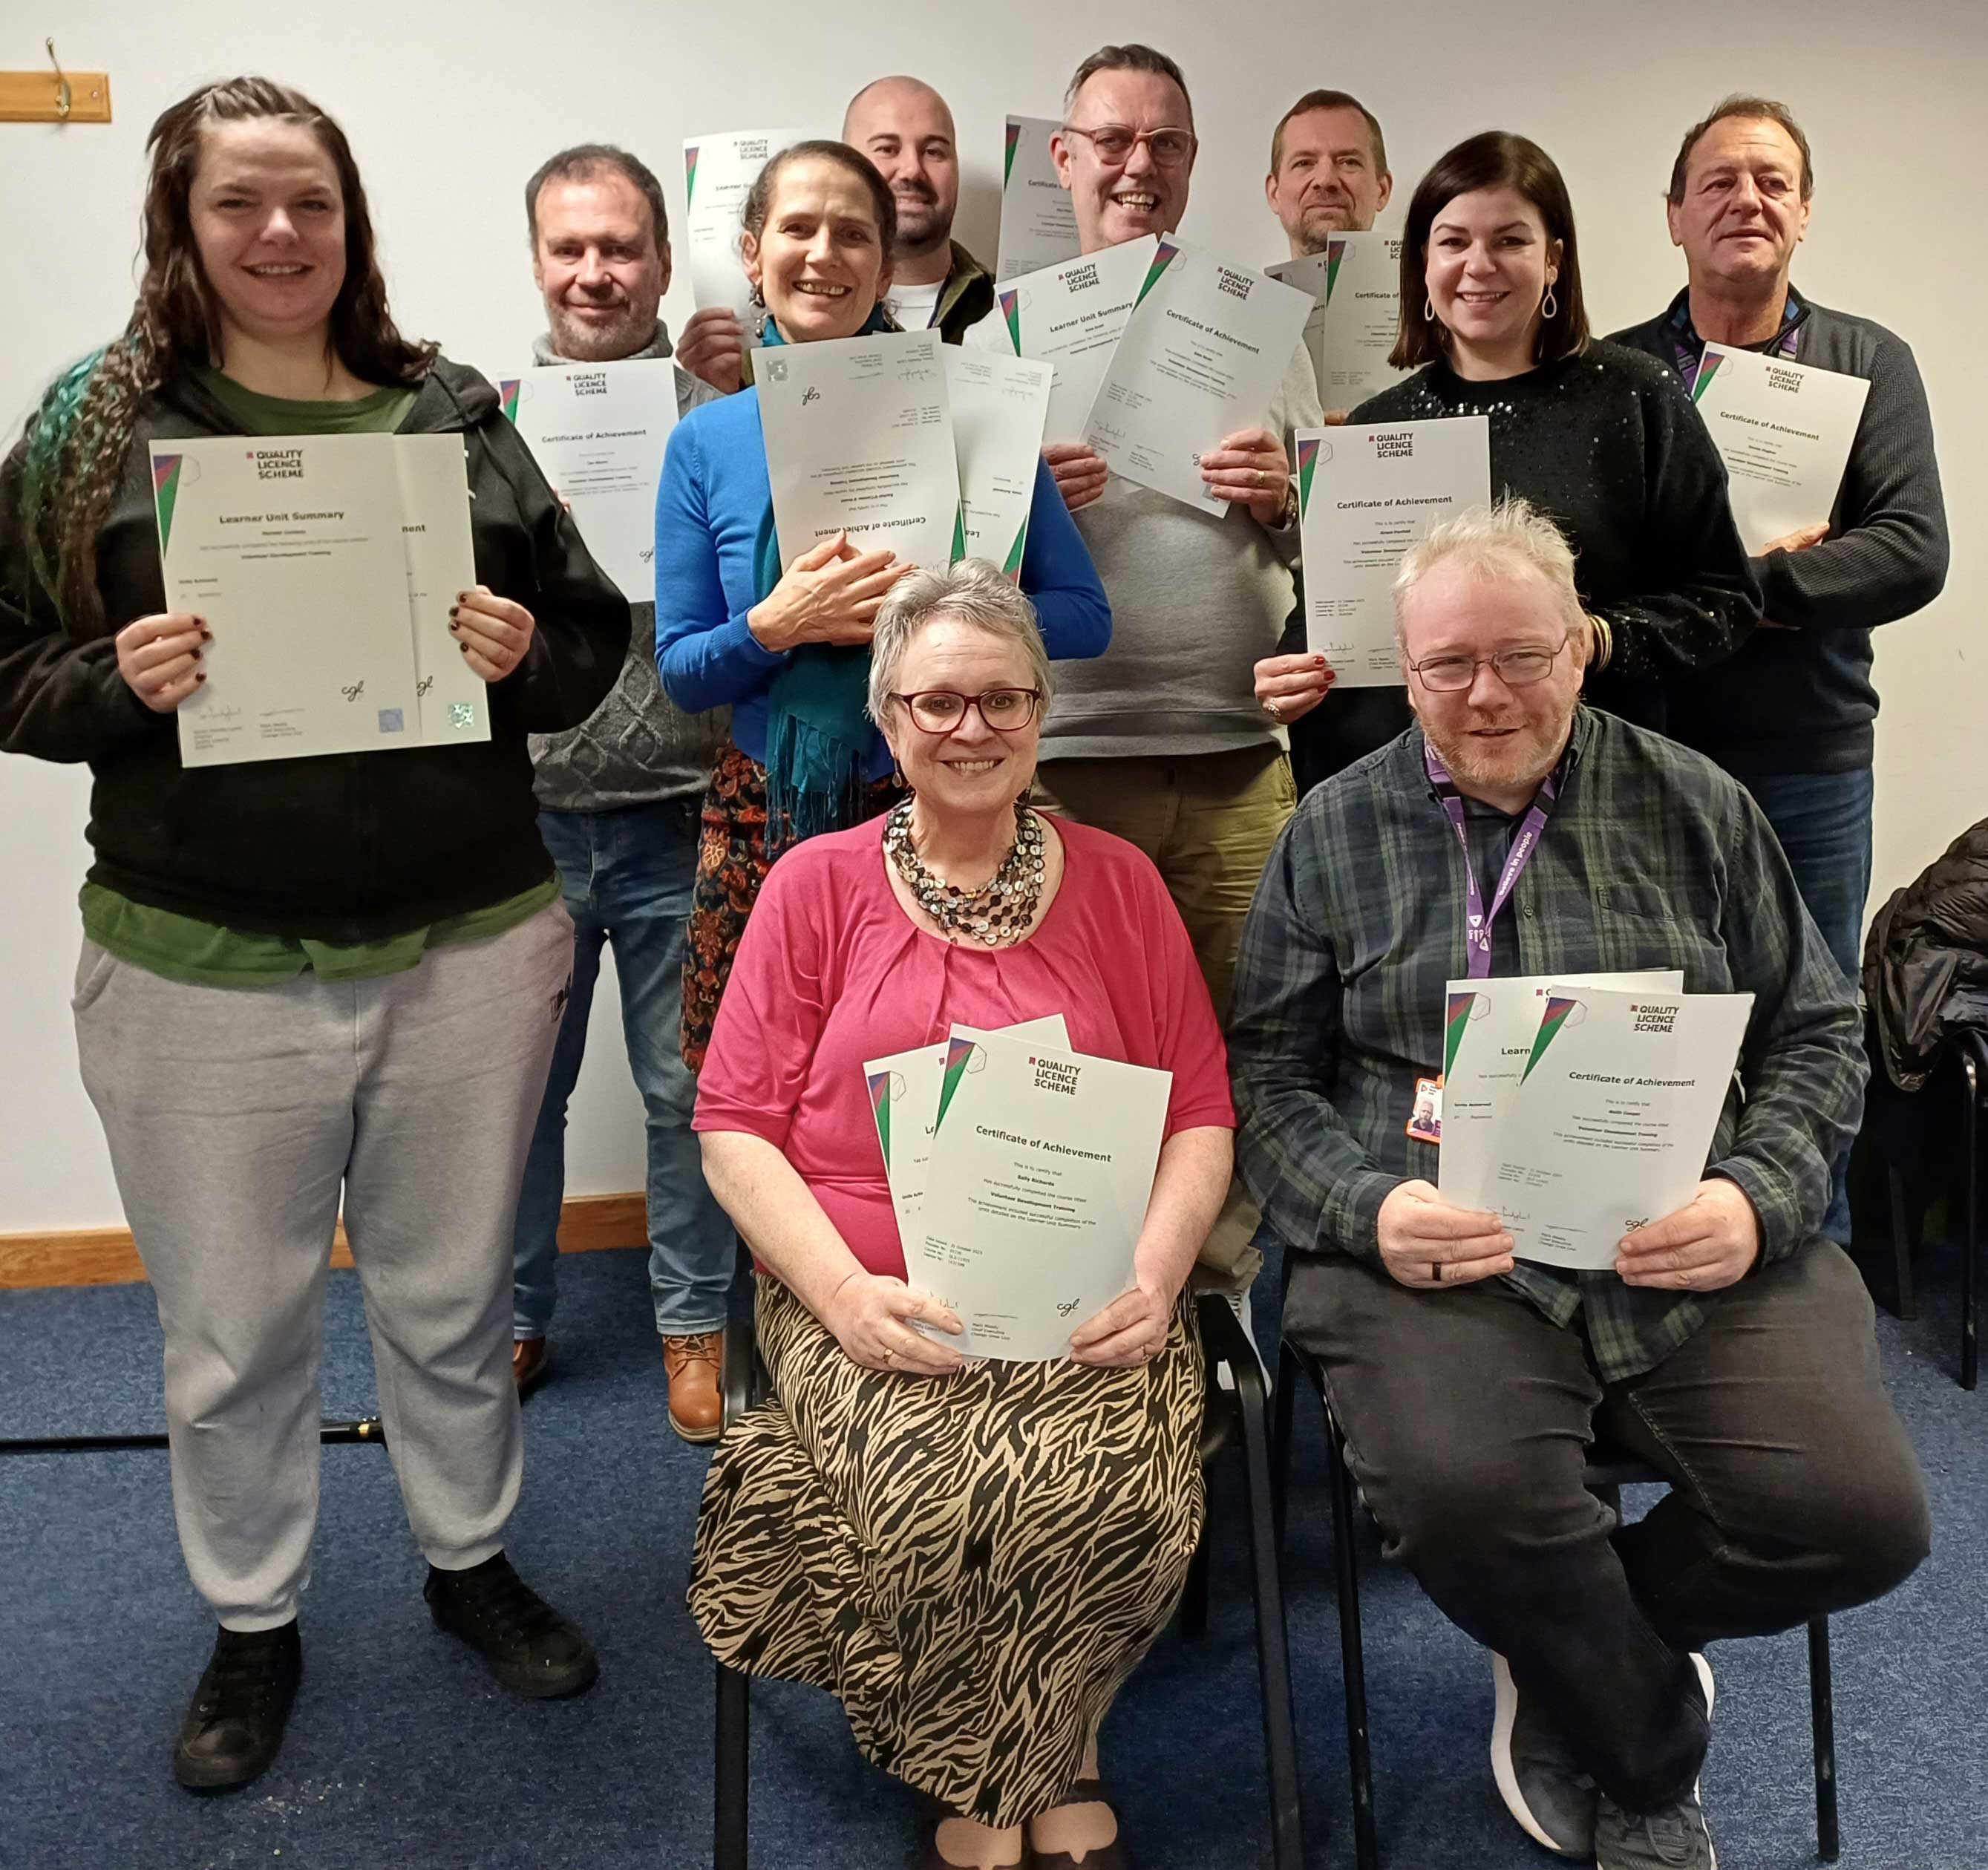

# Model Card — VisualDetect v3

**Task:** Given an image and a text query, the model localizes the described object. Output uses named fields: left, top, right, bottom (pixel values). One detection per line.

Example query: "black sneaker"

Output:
left=1490, top=1650, right=1598, bottom=1856
left=172, top=1621, right=302, bottom=1792
left=425, top=1553, right=598, bottom=1699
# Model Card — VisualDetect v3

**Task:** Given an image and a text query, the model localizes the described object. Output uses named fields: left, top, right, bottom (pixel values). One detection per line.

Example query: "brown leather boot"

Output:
left=661, top=1332, right=722, bottom=1442
left=511, top=1336, right=549, bottom=1396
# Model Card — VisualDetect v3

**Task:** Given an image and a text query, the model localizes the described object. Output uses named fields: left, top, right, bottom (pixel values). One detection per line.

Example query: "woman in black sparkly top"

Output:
left=1284, top=130, right=1759, bottom=785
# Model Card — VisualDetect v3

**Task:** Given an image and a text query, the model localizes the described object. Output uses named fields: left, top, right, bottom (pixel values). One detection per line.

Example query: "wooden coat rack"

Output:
left=0, top=39, right=111, bottom=123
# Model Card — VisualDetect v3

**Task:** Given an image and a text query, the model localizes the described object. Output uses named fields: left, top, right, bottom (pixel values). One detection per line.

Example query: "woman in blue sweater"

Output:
left=655, top=140, right=1110, bottom=1069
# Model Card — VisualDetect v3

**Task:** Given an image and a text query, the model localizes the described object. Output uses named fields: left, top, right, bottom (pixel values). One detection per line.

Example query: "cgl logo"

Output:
left=1056, top=1299, right=1080, bottom=1316
left=341, top=680, right=365, bottom=702
left=416, top=675, right=435, bottom=697
left=1623, top=1217, right=1650, bottom=1232
left=802, top=386, right=822, bottom=407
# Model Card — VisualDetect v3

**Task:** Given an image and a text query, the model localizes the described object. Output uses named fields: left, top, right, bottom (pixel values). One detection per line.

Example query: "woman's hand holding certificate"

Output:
left=822, top=1269, right=966, bottom=1377
left=748, top=532, right=907, bottom=652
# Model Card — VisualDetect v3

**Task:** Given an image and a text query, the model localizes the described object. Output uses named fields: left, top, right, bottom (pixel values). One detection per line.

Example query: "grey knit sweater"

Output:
left=1039, top=341, right=1322, bottom=762
left=527, top=325, right=728, bottom=810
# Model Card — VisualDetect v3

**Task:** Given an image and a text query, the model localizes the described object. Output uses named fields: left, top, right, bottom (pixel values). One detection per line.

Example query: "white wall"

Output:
left=3, top=0, right=1984, bottom=1229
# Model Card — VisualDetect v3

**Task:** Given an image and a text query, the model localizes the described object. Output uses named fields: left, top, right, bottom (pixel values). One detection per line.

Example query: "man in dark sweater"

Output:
left=1612, top=94, right=1948, bottom=1243
left=513, top=144, right=734, bottom=1438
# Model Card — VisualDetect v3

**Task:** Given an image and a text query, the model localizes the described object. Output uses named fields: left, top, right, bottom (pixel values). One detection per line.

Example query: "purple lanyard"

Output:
left=1425, top=744, right=1563, bottom=979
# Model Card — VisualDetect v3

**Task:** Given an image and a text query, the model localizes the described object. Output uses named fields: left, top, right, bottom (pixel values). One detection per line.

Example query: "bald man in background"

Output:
left=676, top=75, right=993, bottom=392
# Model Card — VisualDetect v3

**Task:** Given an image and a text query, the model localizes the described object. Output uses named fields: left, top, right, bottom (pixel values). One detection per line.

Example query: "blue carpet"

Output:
left=1, top=1235, right=1981, bottom=1869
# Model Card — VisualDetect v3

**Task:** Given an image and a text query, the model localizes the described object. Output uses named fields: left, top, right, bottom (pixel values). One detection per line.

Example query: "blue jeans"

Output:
left=512, top=801, right=733, bottom=1338
left=1736, top=765, right=1875, bottom=1246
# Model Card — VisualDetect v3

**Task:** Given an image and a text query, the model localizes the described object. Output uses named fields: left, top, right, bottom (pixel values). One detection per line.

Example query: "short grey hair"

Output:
left=866, top=560, right=1054, bottom=724
left=1392, top=497, right=1592, bottom=651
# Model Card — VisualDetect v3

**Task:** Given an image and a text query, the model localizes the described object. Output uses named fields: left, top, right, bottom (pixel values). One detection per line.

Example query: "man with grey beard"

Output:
left=512, top=145, right=734, bottom=1442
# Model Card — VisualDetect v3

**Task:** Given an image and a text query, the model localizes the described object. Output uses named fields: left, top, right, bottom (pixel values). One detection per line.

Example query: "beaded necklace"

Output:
left=884, top=797, right=1047, bottom=947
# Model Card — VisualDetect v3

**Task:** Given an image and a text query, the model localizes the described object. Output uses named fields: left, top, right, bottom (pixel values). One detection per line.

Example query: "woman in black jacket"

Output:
left=0, top=77, right=627, bottom=1791
left=1263, top=131, right=1760, bottom=786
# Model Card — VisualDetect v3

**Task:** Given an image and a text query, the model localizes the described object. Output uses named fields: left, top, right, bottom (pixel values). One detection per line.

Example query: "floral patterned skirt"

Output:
left=680, top=739, right=897, bottom=1073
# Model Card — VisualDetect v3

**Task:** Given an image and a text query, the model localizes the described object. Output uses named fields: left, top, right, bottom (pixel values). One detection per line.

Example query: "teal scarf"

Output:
left=757, top=307, right=897, bottom=848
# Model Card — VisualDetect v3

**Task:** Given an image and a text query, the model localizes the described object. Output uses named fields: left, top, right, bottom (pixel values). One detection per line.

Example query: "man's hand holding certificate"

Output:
left=1082, top=238, right=1313, bottom=515
left=866, top=1025, right=1172, bottom=1361
left=1689, top=343, right=1871, bottom=555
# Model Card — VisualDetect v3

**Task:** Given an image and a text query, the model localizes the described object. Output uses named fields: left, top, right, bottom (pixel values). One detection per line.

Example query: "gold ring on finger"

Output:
left=1430, top=1261, right=1443, bottom=1284
left=880, top=1344, right=895, bottom=1363
left=1255, top=468, right=1266, bottom=488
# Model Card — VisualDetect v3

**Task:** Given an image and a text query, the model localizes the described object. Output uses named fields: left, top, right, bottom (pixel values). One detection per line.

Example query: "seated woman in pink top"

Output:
left=689, top=560, right=1235, bottom=1870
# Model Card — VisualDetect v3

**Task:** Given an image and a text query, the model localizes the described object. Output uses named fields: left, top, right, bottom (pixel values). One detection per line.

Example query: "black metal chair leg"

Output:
left=0, top=1416, right=387, bottom=1457
left=1180, top=1521, right=1212, bottom=1641
left=1270, top=1338, right=1299, bottom=1556
left=1808, top=1618, right=1838, bottom=1862
left=1235, top=1350, right=1306, bottom=1870
left=1326, top=1408, right=1378, bottom=1870
left=715, top=1659, right=750, bottom=1870
left=1961, top=1039, right=1981, bottom=1392
left=1886, top=1164, right=1919, bottom=1321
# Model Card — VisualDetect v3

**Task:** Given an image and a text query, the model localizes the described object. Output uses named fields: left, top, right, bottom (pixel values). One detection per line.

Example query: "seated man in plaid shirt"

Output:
left=1228, top=499, right=1929, bottom=1870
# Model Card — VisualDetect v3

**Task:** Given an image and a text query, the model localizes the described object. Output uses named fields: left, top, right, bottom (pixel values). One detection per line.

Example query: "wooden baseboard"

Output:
left=0, top=1191, right=648, bottom=1291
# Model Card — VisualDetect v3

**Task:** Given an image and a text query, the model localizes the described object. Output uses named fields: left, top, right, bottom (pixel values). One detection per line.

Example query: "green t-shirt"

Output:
left=196, top=366, right=420, bottom=437
left=88, top=367, right=545, bottom=988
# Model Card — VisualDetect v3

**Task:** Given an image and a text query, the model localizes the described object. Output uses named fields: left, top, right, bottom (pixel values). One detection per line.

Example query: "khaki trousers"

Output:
left=1035, top=744, right=1294, bottom=1273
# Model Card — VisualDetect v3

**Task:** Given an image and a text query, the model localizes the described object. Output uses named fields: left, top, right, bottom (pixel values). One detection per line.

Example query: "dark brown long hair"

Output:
left=1390, top=131, right=1591, bottom=370
left=22, top=76, right=434, bottom=625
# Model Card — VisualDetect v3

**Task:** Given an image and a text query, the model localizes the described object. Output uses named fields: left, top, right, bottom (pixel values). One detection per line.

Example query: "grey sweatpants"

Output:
left=73, top=905, right=574, bottom=1630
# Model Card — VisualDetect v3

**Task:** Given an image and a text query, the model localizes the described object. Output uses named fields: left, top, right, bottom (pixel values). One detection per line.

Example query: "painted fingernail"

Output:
left=459, top=642, right=470, bottom=656
left=195, top=672, right=206, bottom=684
left=448, top=620, right=460, bottom=633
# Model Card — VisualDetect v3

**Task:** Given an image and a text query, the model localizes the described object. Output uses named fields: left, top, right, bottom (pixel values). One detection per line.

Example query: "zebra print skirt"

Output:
left=689, top=1274, right=1206, bottom=1827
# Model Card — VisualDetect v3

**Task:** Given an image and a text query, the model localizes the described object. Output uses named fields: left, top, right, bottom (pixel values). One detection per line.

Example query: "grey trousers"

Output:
left=73, top=906, right=574, bottom=1630
left=1284, top=1241, right=1932, bottom=1812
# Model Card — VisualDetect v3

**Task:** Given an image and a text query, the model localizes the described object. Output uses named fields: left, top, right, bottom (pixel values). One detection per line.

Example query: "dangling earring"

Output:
left=892, top=757, right=908, bottom=789
left=1423, top=296, right=1436, bottom=323
left=1541, top=284, right=1558, bottom=320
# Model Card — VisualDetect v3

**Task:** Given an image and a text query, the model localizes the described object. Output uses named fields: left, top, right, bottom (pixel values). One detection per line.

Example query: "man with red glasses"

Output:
left=1030, top=45, right=1320, bottom=1022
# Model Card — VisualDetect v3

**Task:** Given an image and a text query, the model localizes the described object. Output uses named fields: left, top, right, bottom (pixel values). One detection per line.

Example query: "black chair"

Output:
left=1271, top=1337, right=1840, bottom=1869
left=712, top=1292, right=1304, bottom=1870
left=1871, top=1025, right=1984, bottom=1391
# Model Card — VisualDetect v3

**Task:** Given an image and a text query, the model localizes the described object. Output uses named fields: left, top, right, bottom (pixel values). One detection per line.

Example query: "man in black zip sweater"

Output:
left=1612, top=94, right=1949, bottom=1246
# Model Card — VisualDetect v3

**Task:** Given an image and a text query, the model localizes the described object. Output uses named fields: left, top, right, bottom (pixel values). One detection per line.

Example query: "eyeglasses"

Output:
left=1060, top=123, right=1197, bottom=169
left=1408, top=635, right=1572, bottom=693
left=891, top=687, right=1042, bottom=733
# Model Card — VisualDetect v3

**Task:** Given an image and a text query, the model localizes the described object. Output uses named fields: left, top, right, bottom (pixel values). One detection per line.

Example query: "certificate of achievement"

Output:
left=944, top=349, right=1052, bottom=575
left=974, top=234, right=1158, bottom=444
left=151, top=434, right=482, bottom=767
left=756, top=329, right=958, bottom=569
left=501, top=359, right=679, bottom=603
left=865, top=1016, right=1070, bottom=1243
left=681, top=127, right=817, bottom=337
left=1690, top=344, right=1871, bottom=554
left=1436, top=970, right=1684, bottom=1209
left=1484, top=988, right=1753, bottom=1271
left=997, top=115, right=1081, bottom=281
left=1268, top=232, right=1409, bottom=407
left=1085, top=239, right=1314, bottom=514
left=1292, top=416, right=1491, bottom=684
left=909, top=1029, right=1173, bottom=1361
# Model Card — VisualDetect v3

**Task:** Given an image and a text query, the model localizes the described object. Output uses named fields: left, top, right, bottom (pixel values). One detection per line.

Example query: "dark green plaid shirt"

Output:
left=1229, top=707, right=1863, bottom=1380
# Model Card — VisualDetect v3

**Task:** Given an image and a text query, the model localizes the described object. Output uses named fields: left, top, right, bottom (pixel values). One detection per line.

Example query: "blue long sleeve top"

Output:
left=654, top=387, right=1111, bottom=777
